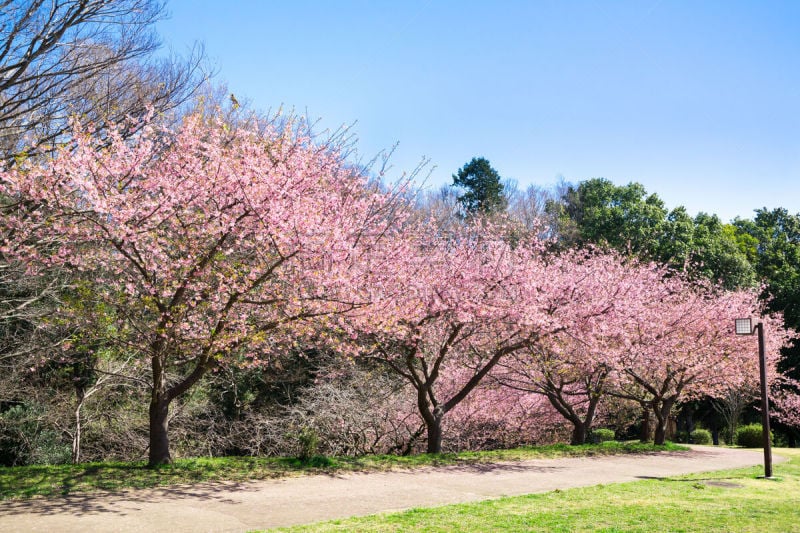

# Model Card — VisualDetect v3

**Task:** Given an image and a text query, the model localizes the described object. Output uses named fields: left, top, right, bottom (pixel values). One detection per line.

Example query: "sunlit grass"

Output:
left=271, top=448, right=800, bottom=532
left=0, top=441, right=684, bottom=500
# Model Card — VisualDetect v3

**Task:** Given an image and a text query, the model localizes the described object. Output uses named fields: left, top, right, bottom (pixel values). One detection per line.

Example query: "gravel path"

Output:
left=0, top=446, right=780, bottom=533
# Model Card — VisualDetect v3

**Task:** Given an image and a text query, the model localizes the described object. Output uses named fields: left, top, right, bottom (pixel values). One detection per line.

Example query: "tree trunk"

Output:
left=640, top=407, right=652, bottom=442
left=571, top=423, right=588, bottom=445
left=416, top=381, right=445, bottom=454
left=71, top=386, right=85, bottom=464
left=653, top=418, right=667, bottom=445
left=542, top=385, right=601, bottom=446
left=425, top=416, right=443, bottom=454
left=424, top=404, right=445, bottom=454
left=653, top=399, right=675, bottom=445
left=71, top=410, right=81, bottom=464
left=148, top=393, right=172, bottom=465
left=71, top=406, right=82, bottom=464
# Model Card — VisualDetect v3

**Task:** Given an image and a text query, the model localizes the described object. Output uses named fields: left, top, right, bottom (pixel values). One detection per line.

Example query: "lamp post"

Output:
left=734, top=317, right=772, bottom=478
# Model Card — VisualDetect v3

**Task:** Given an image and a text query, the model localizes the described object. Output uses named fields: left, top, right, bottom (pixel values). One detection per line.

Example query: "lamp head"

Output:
left=735, top=318, right=754, bottom=335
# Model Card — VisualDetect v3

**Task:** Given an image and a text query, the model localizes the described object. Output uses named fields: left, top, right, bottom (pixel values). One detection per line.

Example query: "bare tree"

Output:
left=712, top=385, right=758, bottom=445
left=0, top=259, right=72, bottom=419
left=506, top=183, right=550, bottom=230
left=0, top=0, right=206, bottom=162
left=0, top=1, right=206, bottom=465
left=412, top=184, right=463, bottom=233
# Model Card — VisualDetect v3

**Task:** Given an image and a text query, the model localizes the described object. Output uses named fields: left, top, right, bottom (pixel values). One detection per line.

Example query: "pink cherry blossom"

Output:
left=1, top=114, right=404, bottom=465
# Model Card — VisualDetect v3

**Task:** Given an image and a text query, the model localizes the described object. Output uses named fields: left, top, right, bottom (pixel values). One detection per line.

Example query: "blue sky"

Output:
left=157, top=1, right=800, bottom=222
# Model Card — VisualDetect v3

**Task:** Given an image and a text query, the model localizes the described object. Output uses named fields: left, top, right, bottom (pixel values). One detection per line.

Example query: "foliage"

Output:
left=550, top=178, right=669, bottom=256
left=548, top=178, right=755, bottom=289
left=689, top=429, right=712, bottom=444
left=607, top=273, right=786, bottom=445
left=2, top=2, right=799, bottom=472
left=734, top=208, right=800, bottom=379
left=773, top=387, right=800, bottom=431
left=712, top=385, right=757, bottom=446
left=495, top=251, right=658, bottom=445
left=691, top=214, right=756, bottom=289
left=0, top=403, right=70, bottom=466
left=589, top=428, right=615, bottom=443
left=451, top=157, right=507, bottom=216
left=346, top=223, right=606, bottom=452
left=280, top=366, right=422, bottom=456
left=0, top=0, right=205, bottom=470
left=733, top=208, right=800, bottom=445
left=3, top=91, right=798, bottom=468
left=442, top=378, right=569, bottom=451
left=1, top=113, right=404, bottom=465
left=735, top=423, right=772, bottom=448
left=295, top=427, right=320, bottom=461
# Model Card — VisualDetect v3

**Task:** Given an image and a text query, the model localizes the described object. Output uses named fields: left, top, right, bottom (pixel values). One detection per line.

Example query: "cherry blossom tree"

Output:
left=346, top=225, right=620, bottom=453
left=496, top=250, right=794, bottom=446
left=610, top=275, right=790, bottom=445
left=442, top=368, right=568, bottom=450
left=770, top=355, right=800, bottom=439
left=499, top=337, right=612, bottom=445
left=495, top=251, right=642, bottom=444
left=1, top=113, right=402, bottom=464
left=773, top=388, right=800, bottom=431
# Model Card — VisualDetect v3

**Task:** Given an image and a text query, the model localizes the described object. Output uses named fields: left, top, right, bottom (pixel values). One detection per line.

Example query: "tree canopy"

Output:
left=734, top=208, right=800, bottom=377
left=548, top=178, right=755, bottom=289
left=451, top=157, right=507, bottom=216
left=1, top=113, right=402, bottom=464
left=0, top=0, right=205, bottom=163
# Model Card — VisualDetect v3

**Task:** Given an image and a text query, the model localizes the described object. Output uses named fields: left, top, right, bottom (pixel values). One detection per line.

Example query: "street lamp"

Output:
left=734, top=317, right=772, bottom=478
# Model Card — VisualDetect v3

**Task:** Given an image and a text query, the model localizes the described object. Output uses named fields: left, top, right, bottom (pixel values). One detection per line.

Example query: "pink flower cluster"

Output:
left=3, top=114, right=797, bottom=455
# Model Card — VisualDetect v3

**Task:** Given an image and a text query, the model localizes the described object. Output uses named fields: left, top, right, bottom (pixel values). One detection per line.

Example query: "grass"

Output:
left=271, top=448, right=800, bottom=533
left=0, top=440, right=684, bottom=500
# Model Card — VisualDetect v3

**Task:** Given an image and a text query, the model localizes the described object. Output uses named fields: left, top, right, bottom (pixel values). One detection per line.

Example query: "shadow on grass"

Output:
left=635, top=474, right=745, bottom=480
left=332, top=461, right=565, bottom=477
left=0, top=458, right=295, bottom=501
left=0, top=442, right=692, bottom=503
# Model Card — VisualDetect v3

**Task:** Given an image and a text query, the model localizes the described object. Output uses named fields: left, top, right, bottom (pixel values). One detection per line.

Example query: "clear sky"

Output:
left=157, top=0, right=800, bottom=223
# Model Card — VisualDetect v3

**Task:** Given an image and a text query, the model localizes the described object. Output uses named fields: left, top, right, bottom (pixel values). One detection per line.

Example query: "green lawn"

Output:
left=0, top=441, right=682, bottom=499
left=272, top=449, right=800, bottom=533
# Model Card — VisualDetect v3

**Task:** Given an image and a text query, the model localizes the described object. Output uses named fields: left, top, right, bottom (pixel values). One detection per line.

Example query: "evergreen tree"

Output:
left=452, top=157, right=507, bottom=216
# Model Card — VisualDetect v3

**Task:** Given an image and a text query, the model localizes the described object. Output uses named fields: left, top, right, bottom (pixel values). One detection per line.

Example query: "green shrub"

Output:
left=690, top=429, right=712, bottom=444
left=590, top=428, right=615, bottom=443
left=736, top=423, right=772, bottom=448
left=305, top=454, right=334, bottom=467
left=0, top=403, right=70, bottom=466
left=674, top=430, right=689, bottom=443
left=296, top=427, right=320, bottom=461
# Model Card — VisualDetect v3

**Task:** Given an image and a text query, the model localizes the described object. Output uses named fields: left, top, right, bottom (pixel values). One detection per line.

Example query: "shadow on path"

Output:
left=0, top=480, right=263, bottom=517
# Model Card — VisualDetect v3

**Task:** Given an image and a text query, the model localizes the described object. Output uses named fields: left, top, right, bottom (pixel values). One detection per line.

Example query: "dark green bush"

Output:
left=590, top=428, right=615, bottom=443
left=305, top=454, right=334, bottom=467
left=674, top=430, right=689, bottom=443
left=690, top=429, right=712, bottom=444
left=0, top=403, right=70, bottom=466
left=736, top=423, right=772, bottom=448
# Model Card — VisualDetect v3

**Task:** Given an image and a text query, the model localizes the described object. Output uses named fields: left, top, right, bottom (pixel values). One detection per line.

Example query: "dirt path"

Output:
left=0, top=446, right=780, bottom=533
